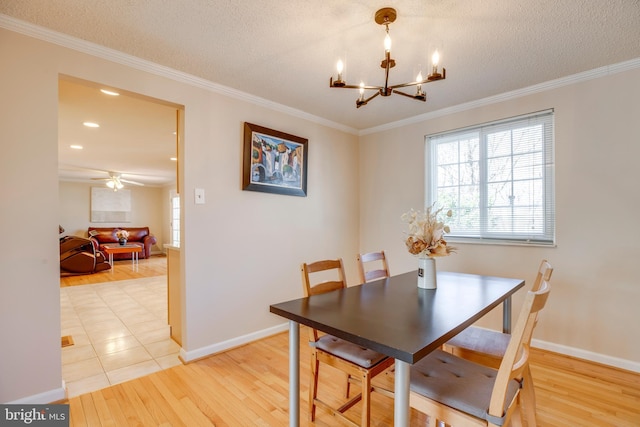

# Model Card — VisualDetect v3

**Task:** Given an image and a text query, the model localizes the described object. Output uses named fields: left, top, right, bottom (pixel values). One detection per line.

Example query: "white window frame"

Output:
left=170, top=191, right=180, bottom=247
left=426, top=109, right=555, bottom=246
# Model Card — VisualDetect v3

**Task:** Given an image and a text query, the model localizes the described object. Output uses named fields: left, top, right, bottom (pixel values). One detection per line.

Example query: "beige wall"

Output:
left=0, top=28, right=61, bottom=404
left=2, top=22, right=638, bottom=404
left=0, top=28, right=359, bottom=402
left=58, top=181, right=166, bottom=252
left=359, top=66, right=640, bottom=370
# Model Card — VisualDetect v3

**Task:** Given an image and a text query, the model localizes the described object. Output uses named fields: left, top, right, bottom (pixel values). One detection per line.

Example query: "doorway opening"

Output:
left=58, top=75, right=183, bottom=397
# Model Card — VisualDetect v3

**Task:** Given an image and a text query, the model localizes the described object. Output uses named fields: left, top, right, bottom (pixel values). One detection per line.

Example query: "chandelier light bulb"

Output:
left=384, top=33, right=392, bottom=52
left=416, top=72, right=424, bottom=96
left=359, top=81, right=365, bottom=98
left=432, top=50, right=440, bottom=69
left=336, top=59, right=344, bottom=83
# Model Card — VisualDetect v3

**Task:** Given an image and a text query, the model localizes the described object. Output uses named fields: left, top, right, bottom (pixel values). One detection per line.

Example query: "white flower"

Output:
left=401, top=204, right=455, bottom=258
left=116, top=229, right=129, bottom=239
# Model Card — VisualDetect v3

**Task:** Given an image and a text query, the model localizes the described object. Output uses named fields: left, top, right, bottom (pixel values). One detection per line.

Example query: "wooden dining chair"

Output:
left=409, top=278, right=551, bottom=427
left=356, top=250, right=390, bottom=284
left=443, top=260, right=553, bottom=423
left=301, top=258, right=394, bottom=427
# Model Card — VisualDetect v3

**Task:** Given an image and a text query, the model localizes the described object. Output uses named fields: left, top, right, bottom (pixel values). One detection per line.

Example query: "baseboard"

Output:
left=532, top=338, right=640, bottom=373
left=179, top=323, right=289, bottom=363
left=459, top=324, right=640, bottom=373
left=7, top=381, right=66, bottom=404
left=177, top=322, right=640, bottom=374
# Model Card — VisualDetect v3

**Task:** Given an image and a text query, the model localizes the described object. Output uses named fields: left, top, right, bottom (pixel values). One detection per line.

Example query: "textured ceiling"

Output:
left=1, top=0, right=639, bottom=183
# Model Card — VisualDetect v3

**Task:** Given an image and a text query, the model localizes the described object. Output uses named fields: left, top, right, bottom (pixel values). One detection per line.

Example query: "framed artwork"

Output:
left=91, top=187, right=131, bottom=222
left=242, top=122, right=308, bottom=196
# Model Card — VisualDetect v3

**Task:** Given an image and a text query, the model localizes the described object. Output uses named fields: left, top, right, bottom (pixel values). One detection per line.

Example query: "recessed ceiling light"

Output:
left=70, top=145, right=83, bottom=150
left=170, top=157, right=178, bottom=161
left=83, top=122, right=100, bottom=128
left=100, top=89, right=120, bottom=96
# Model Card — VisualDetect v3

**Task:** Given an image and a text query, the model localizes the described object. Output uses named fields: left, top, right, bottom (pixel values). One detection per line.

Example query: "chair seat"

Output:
left=410, top=350, right=520, bottom=426
left=312, top=334, right=388, bottom=368
left=447, top=326, right=510, bottom=359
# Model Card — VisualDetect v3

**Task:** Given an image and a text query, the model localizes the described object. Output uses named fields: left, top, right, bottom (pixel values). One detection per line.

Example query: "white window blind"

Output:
left=426, top=110, right=555, bottom=245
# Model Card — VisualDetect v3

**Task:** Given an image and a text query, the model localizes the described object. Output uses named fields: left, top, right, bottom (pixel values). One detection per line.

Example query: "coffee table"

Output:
left=102, top=243, right=142, bottom=267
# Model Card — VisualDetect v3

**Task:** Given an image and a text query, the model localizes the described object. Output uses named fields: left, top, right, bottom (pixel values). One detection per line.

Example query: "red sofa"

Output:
left=88, top=227, right=157, bottom=260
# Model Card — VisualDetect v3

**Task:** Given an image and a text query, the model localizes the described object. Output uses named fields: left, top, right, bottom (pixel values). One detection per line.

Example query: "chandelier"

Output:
left=329, top=7, right=446, bottom=108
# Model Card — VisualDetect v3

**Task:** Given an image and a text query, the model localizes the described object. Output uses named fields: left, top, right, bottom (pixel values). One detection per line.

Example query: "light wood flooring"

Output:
left=65, top=329, right=640, bottom=426
left=60, top=255, right=168, bottom=287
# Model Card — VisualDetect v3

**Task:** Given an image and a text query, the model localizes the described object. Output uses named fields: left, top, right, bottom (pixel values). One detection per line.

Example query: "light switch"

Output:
left=194, top=188, right=205, bottom=204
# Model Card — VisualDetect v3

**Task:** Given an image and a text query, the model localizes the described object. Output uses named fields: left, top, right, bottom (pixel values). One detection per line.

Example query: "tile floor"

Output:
left=60, top=276, right=181, bottom=398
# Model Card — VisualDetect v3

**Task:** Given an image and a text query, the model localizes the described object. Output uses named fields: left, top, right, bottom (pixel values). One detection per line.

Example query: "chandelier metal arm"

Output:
left=329, top=78, right=383, bottom=91
left=382, top=50, right=392, bottom=96
left=392, top=89, right=426, bottom=102
left=356, top=91, right=381, bottom=108
left=387, top=69, right=446, bottom=90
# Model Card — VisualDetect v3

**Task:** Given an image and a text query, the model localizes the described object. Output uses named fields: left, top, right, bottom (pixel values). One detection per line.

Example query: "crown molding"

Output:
left=0, top=14, right=359, bottom=136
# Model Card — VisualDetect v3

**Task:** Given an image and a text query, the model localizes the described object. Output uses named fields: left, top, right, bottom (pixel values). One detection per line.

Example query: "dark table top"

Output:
left=270, top=270, right=525, bottom=364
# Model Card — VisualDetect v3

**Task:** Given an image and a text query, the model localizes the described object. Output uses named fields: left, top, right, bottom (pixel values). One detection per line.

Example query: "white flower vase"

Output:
left=417, top=257, right=437, bottom=289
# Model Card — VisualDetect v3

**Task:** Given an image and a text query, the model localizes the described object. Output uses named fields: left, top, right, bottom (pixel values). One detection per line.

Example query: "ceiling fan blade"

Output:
left=120, top=179, right=145, bottom=186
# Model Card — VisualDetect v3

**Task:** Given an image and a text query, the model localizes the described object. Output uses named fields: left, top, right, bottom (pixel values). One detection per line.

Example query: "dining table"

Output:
left=269, top=269, right=525, bottom=427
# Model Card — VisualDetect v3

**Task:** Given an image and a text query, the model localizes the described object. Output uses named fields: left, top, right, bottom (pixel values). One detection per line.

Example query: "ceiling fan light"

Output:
left=106, top=180, right=115, bottom=188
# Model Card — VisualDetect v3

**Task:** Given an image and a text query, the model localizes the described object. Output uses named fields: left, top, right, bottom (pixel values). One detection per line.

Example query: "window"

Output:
left=170, top=193, right=180, bottom=247
left=426, top=110, right=555, bottom=245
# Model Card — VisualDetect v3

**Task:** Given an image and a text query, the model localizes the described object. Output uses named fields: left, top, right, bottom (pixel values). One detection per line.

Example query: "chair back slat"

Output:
left=488, top=279, right=551, bottom=418
left=532, top=259, right=553, bottom=291
left=357, top=251, right=390, bottom=284
left=306, top=280, right=344, bottom=296
left=301, top=258, right=347, bottom=342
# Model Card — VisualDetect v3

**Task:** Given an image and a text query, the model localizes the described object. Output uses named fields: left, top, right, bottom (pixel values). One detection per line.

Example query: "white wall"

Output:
left=0, top=28, right=359, bottom=402
left=58, top=180, right=165, bottom=252
left=359, top=66, right=640, bottom=370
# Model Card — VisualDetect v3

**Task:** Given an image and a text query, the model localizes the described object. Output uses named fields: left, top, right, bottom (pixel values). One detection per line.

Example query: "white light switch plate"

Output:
left=194, top=188, right=205, bottom=204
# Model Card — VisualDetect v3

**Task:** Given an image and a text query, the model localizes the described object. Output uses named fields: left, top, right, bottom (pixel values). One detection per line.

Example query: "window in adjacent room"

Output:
left=426, top=109, right=555, bottom=245
left=170, top=192, right=180, bottom=247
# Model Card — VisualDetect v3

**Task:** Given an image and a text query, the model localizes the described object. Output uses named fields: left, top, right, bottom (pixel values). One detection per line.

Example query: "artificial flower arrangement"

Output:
left=115, top=229, right=130, bottom=240
left=401, top=204, right=456, bottom=258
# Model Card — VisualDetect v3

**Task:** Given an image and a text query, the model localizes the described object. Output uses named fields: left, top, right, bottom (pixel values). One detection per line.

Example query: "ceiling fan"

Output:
left=91, top=172, right=144, bottom=191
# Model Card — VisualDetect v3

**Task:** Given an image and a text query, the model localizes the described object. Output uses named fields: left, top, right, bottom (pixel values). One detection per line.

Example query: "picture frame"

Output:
left=242, top=122, right=308, bottom=197
left=90, top=187, right=131, bottom=222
